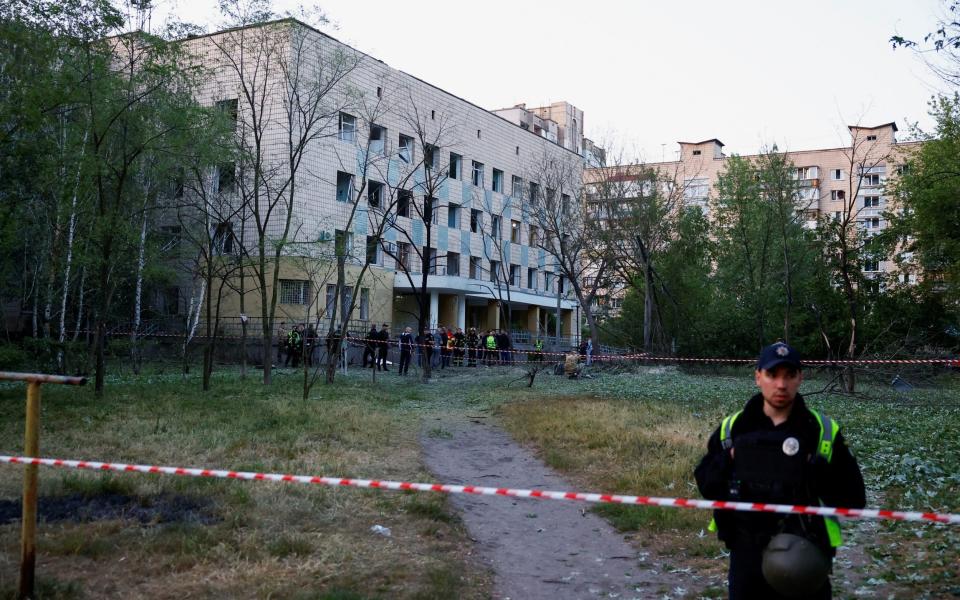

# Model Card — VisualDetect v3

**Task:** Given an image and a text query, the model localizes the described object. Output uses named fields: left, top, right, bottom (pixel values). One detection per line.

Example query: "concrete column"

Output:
left=429, top=291, right=439, bottom=330
left=457, top=295, right=466, bottom=330
left=486, top=300, right=500, bottom=329
left=526, top=306, right=540, bottom=336
left=562, top=309, right=573, bottom=336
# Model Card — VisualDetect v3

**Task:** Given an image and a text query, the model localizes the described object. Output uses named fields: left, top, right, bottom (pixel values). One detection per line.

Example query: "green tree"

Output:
left=890, top=95, right=960, bottom=310
left=712, top=155, right=778, bottom=351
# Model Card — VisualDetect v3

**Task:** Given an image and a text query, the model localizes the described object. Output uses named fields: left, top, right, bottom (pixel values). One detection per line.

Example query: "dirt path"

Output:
left=420, top=416, right=690, bottom=600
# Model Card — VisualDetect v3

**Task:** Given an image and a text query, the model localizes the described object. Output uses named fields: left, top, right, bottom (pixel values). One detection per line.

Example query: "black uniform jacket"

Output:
left=694, top=393, right=866, bottom=554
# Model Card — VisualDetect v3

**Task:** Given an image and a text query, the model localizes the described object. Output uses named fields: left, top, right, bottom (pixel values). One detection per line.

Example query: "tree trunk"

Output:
left=239, top=268, right=248, bottom=379
left=643, top=262, right=654, bottom=351
left=93, top=252, right=112, bottom=395
left=57, top=191, right=79, bottom=372
left=72, top=266, right=86, bottom=343
left=130, top=210, right=148, bottom=375
left=183, top=280, right=204, bottom=377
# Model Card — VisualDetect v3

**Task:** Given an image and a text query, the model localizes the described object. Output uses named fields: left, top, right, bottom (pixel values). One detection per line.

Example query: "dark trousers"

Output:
left=440, top=349, right=450, bottom=368
left=399, top=349, right=411, bottom=374
left=728, top=548, right=831, bottom=600
left=377, top=347, right=388, bottom=370
left=362, top=347, right=375, bottom=368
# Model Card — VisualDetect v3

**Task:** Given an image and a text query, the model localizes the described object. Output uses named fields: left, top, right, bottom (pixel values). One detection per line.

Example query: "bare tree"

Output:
left=317, top=77, right=416, bottom=385
left=479, top=195, right=517, bottom=333
left=174, top=134, right=248, bottom=391
left=819, top=126, right=892, bottom=391
left=524, top=150, right=602, bottom=351
left=589, top=155, right=687, bottom=351
left=208, top=13, right=359, bottom=384
left=380, top=99, right=458, bottom=382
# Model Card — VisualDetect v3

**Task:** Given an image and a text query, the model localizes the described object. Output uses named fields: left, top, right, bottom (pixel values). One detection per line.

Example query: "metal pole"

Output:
left=18, top=381, right=40, bottom=599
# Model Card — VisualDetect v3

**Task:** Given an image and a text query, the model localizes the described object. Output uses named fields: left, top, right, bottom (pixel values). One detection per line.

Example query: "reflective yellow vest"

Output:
left=708, top=408, right=844, bottom=547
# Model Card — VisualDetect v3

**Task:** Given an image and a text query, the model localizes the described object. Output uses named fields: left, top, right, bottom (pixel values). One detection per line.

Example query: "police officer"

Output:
left=397, top=327, right=414, bottom=375
left=694, top=341, right=866, bottom=599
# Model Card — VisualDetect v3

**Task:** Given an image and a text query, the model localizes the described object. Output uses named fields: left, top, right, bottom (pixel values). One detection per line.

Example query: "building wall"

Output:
left=587, top=123, right=921, bottom=282
left=176, top=19, right=582, bottom=333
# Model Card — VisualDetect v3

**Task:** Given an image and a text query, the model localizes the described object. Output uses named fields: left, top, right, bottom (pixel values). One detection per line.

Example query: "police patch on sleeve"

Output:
left=782, top=437, right=800, bottom=456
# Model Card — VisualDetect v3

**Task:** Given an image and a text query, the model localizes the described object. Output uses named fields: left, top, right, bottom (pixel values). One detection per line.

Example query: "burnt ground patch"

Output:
left=0, top=492, right=219, bottom=526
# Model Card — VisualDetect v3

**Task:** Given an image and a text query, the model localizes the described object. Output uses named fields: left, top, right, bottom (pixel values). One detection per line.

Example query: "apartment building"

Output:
left=177, top=19, right=580, bottom=337
left=584, top=123, right=922, bottom=317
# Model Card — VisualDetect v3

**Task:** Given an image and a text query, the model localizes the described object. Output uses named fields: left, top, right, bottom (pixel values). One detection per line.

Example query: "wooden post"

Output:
left=18, top=381, right=40, bottom=600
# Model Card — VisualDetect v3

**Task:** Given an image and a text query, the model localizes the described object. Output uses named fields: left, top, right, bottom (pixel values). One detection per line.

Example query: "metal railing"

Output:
left=0, top=372, right=86, bottom=599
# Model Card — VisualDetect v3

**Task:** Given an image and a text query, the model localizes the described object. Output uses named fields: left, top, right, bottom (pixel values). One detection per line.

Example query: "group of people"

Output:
left=276, top=322, right=319, bottom=368
left=412, top=327, right=516, bottom=369
left=362, top=324, right=392, bottom=371
left=276, top=321, right=560, bottom=375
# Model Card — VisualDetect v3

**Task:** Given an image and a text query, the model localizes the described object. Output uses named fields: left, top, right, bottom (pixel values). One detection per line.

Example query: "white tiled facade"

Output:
left=182, top=19, right=580, bottom=335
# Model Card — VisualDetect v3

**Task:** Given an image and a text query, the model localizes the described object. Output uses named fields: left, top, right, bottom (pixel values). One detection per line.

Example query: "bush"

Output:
left=0, top=342, right=30, bottom=370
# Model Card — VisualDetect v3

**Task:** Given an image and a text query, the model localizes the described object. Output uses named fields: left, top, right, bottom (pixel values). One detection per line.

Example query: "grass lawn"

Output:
left=0, top=363, right=957, bottom=599
left=498, top=365, right=960, bottom=599
left=0, top=368, right=492, bottom=599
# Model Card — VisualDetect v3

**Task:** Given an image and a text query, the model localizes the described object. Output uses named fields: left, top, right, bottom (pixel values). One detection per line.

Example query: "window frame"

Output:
left=367, top=180, right=384, bottom=209
left=470, top=209, right=483, bottom=233
left=472, top=161, right=484, bottom=187
left=398, top=134, right=414, bottom=163
left=446, top=251, right=460, bottom=277
left=491, top=214, right=502, bottom=239
left=492, top=168, right=504, bottom=193
left=338, top=112, right=357, bottom=142
left=449, top=153, right=461, bottom=179
left=448, top=203, right=460, bottom=229
left=397, top=189, right=412, bottom=217
left=280, top=279, right=310, bottom=305
left=336, top=171, right=354, bottom=203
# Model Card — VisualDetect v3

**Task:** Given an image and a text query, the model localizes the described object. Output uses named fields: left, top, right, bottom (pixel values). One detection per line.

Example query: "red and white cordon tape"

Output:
left=3, top=455, right=958, bottom=525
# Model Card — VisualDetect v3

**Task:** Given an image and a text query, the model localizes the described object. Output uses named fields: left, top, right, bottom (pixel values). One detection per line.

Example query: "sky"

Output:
left=146, top=0, right=948, bottom=162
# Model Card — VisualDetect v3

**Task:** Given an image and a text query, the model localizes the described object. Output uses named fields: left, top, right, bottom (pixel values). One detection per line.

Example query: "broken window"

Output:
left=216, top=163, right=236, bottom=194
left=338, top=112, right=356, bottom=142
left=446, top=251, right=460, bottom=276
left=369, top=124, right=386, bottom=155
left=212, top=222, right=236, bottom=255
left=449, top=153, right=461, bottom=179
left=472, top=161, right=484, bottom=187
left=336, top=171, right=354, bottom=203
left=397, top=189, right=412, bottom=217
left=368, top=180, right=384, bottom=208
left=399, top=134, right=413, bottom=163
